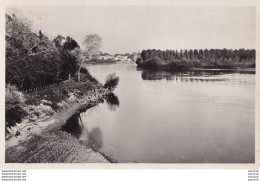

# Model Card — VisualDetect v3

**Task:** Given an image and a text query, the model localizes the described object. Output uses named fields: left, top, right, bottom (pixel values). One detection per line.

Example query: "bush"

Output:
left=104, top=73, right=119, bottom=90
left=5, top=84, right=27, bottom=128
left=136, top=58, right=143, bottom=65
left=139, top=56, right=164, bottom=69
left=24, top=96, right=40, bottom=105
left=6, top=105, right=28, bottom=128
left=6, top=84, right=25, bottom=104
left=80, top=67, right=89, bottom=74
left=74, top=67, right=98, bottom=83
left=37, top=104, right=55, bottom=116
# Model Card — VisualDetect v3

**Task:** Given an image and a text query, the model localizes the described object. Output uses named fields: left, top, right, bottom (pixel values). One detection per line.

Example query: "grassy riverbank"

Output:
left=5, top=71, right=117, bottom=163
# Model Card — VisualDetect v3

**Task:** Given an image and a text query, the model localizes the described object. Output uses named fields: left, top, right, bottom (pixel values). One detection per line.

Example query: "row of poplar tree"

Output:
left=141, top=49, right=255, bottom=61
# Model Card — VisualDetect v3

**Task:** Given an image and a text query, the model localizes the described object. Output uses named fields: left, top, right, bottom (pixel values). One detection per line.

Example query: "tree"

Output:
left=204, top=49, right=209, bottom=59
left=184, top=49, right=188, bottom=59
left=6, top=13, right=79, bottom=88
left=38, top=30, right=43, bottom=40
left=78, top=34, right=102, bottom=81
left=194, top=49, right=198, bottom=59
left=189, top=49, right=194, bottom=60
left=64, top=36, right=79, bottom=51
left=6, top=13, right=58, bottom=88
left=198, top=49, right=204, bottom=59
left=140, top=50, right=145, bottom=60
left=53, top=35, right=65, bottom=48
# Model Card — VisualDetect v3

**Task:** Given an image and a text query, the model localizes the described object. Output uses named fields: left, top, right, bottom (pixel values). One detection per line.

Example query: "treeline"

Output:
left=6, top=13, right=82, bottom=90
left=141, top=49, right=255, bottom=62
left=137, top=49, right=255, bottom=70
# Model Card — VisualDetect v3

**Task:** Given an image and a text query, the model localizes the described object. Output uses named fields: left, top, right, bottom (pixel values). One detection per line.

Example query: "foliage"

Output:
left=5, top=13, right=104, bottom=132
left=140, top=49, right=255, bottom=62
left=6, top=14, right=60, bottom=89
left=82, top=34, right=102, bottom=59
left=53, top=35, right=65, bottom=48
left=63, top=36, right=79, bottom=51
left=72, top=67, right=98, bottom=83
left=138, top=49, right=255, bottom=70
left=5, top=84, right=27, bottom=128
left=77, top=34, right=102, bottom=81
left=104, top=73, right=119, bottom=90
left=88, top=58, right=117, bottom=64
left=59, top=49, right=78, bottom=80
left=6, top=13, right=81, bottom=89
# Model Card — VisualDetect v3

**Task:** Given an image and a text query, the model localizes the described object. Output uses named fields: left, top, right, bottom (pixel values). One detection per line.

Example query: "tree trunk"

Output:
left=78, top=63, right=82, bottom=82
left=77, top=59, right=88, bottom=82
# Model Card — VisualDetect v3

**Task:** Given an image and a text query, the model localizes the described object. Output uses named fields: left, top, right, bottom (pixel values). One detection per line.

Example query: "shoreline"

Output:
left=5, top=86, right=113, bottom=163
left=137, top=65, right=256, bottom=73
left=190, top=68, right=255, bottom=72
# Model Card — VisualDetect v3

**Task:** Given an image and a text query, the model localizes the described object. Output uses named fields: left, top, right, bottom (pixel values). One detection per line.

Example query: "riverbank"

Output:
left=5, top=76, right=114, bottom=163
left=6, top=101, right=110, bottom=163
left=136, top=56, right=255, bottom=71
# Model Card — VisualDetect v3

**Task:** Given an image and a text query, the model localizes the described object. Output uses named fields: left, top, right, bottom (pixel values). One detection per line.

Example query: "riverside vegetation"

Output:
left=136, top=49, right=255, bottom=71
left=5, top=13, right=119, bottom=162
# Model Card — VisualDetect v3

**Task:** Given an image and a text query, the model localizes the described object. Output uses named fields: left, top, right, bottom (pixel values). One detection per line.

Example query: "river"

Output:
left=66, top=63, right=255, bottom=163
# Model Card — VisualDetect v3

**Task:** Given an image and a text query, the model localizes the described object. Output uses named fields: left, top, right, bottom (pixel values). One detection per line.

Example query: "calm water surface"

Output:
left=67, top=64, right=255, bottom=163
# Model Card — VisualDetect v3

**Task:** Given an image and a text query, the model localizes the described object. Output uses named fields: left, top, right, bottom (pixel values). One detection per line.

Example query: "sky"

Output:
left=6, top=6, right=256, bottom=54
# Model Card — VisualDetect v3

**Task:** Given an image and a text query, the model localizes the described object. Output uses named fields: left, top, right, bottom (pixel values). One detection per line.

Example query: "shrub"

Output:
left=74, top=67, right=98, bottom=83
left=24, top=96, right=40, bottom=105
left=5, top=105, right=28, bottom=128
left=6, top=84, right=25, bottom=104
left=80, top=67, right=89, bottom=74
left=38, top=104, right=55, bottom=116
left=104, top=73, right=119, bottom=90
left=5, top=84, right=27, bottom=128
left=136, top=58, right=143, bottom=65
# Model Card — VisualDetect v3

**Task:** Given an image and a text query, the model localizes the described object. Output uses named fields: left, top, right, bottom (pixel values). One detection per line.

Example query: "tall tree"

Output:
left=79, top=34, right=102, bottom=81
left=198, top=49, right=204, bottom=59
left=53, top=35, right=65, bottom=48
left=194, top=49, right=198, bottom=59
left=6, top=13, right=59, bottom=88
left=184, top=49, right=188, bottom=59
left=189, top=49, right=194, bottom=60
left=64, top=36, right=79, bottom=51
left=204, top=49, right=209, bottom=59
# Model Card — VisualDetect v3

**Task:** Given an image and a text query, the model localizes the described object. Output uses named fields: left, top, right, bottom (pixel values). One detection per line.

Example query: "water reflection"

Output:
left=88, top=127, right=103, bottom=151
left=105, top=93, right=120, bottom=111
left=82, top=64, right=255, bottom=163
left=62, top=113, right=104, bottom=151
left=61, top=113, right=83, bottom=139
left=140, top=69, right=252, bottom=82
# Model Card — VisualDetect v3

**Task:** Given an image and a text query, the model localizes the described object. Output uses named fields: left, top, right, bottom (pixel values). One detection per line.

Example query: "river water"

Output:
left=68, top=63, right=255, bottom=163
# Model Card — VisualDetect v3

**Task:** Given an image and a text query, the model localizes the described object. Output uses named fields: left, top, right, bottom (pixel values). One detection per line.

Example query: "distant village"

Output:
left=90, top=52, right=140, bottom=64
